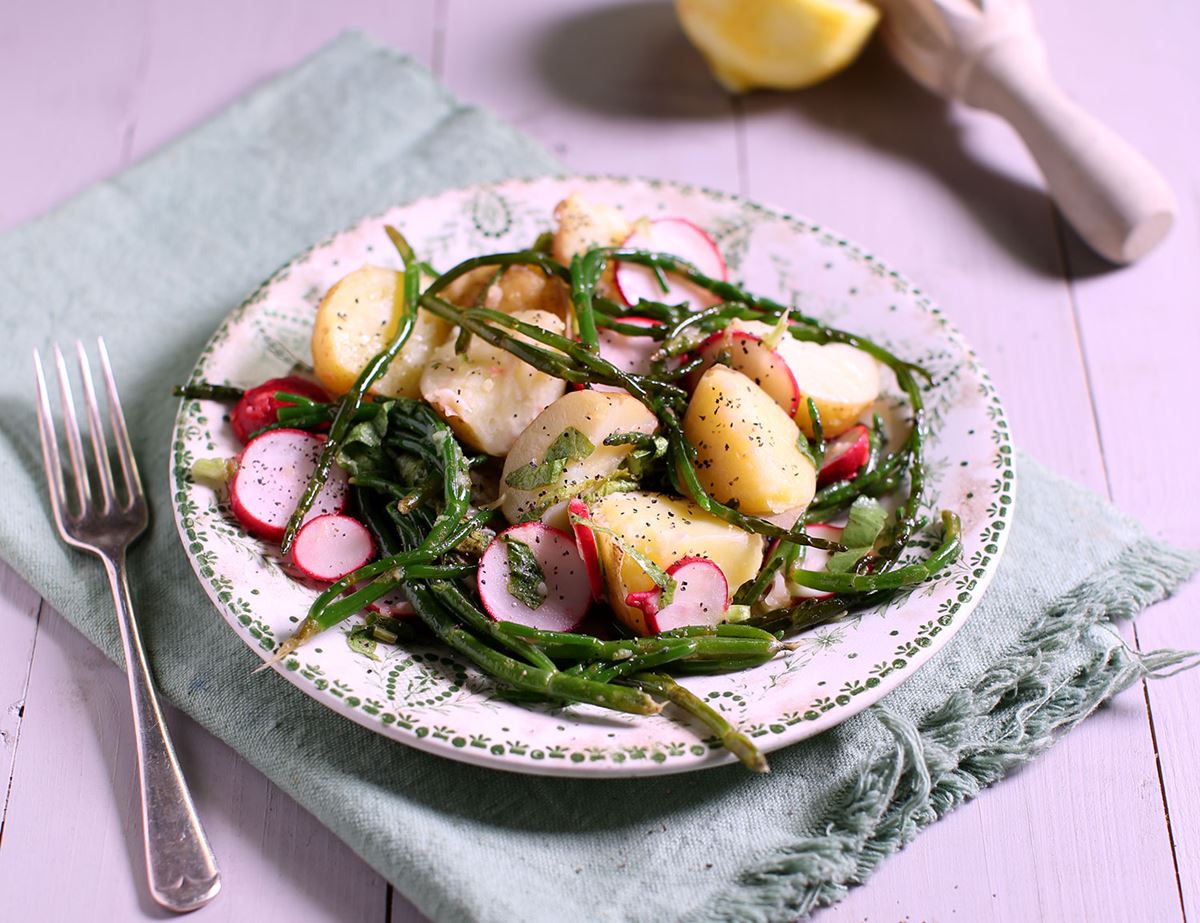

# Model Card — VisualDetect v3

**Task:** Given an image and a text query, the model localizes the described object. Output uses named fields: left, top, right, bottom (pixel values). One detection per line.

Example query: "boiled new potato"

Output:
left=782, top=339, right=880, bottom=438
left=706, top=319, right=880, bottom=438
left=684, top=365, right=816, bottom=516
left=311, top=265, right=451, bottom=399
left=420, top=309, right=567, bottom=456
left=441, top=264, right=571, bottom=322
left=589, top=491, right=764, bottom=636
left=552, top=194, right=631, bottom=296
left=501, top=390, right=658, bottom=529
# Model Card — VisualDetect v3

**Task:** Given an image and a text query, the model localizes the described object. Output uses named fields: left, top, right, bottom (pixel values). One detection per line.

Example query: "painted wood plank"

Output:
left=125, top=0, right=441, bottom=165
left=0, top=0, right=147, bottom=230
left=0, top=603, right=387, bottom=921
left=0, top=0, right=441, bottom=234
left=0, top=564, right=42, bottom=840
left=440, top=0, right=741, bottom=188
left=734, top=40, right=1182, bottom=923
left=1030, top=0, right=1200, bottom=917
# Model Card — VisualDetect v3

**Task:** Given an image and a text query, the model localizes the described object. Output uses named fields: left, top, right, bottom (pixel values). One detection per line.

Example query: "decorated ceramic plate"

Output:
left=170, top=175, right=1014, bottom=777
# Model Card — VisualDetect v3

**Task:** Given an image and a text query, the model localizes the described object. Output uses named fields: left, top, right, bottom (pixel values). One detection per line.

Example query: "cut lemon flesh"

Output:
left=675, top=0, right=880, bottom=92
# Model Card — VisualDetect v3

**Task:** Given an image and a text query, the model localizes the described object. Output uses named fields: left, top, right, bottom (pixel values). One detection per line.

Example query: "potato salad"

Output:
left=176, top=195, right=961, bottom=771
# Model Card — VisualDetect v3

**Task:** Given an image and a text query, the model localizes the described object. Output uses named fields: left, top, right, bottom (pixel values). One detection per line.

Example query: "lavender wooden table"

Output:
left=2, top=2, right=1196, bottom=920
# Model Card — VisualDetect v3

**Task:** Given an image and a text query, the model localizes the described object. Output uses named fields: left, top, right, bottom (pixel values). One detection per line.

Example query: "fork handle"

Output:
left=102, top=552, right=221, bottom=912
left=961, top=38, right=1176, bottom=264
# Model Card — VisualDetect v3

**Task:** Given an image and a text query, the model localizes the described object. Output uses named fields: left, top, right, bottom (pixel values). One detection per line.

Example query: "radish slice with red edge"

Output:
left=477, top=521, right=591, bottom=631
left=291, top=514, right=375, bottom=582
left=695, top=330, right=801, bottom=416
left=625, top=556, right=730, bottom=633
left=791, top=524, right=843, bottom=601
left=568, top=498, right=605, bottom=600
left=231, top=376, right=329, bottom=444
left=229, top=428, right=348, bottom=542
left=591, top=316, right=663, bottom=393
left=366, top=588, right=415, bottom=619
left=818, top=425, right=871, bottom=486
left=614, top=218, right=726, bottom=308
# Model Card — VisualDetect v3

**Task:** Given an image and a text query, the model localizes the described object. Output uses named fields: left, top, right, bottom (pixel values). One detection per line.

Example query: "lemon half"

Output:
left=676, top=0, right=880, bottom=93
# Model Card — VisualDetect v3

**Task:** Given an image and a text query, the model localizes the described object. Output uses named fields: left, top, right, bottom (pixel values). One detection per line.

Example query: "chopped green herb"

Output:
left=606, top=431, right=668, bottom=479
left=504, top=426, right=595, bottom=490
left=824, top=497, right=888, bottom=573
left=347, top=624, right=380, bottom=660
left=502, top=536, right=547, bottom=610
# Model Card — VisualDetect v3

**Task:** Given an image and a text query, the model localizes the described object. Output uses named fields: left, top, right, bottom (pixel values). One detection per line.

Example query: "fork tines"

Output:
left=34, top=338, right=145, bottom=540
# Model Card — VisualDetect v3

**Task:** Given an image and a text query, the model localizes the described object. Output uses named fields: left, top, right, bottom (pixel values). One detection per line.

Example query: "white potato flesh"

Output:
left=776, top=338, right=880, bottom=438
left=684, top=365, right=817, bottom=516
left=589, top=491, right=764, bottom=636
left=500, top=390, right=659, bottom=529
left=420, top=309, right=567, bottom=456
left=552, top=194, right=631, bottom=297
left=311, top=265, right=451, bottom=398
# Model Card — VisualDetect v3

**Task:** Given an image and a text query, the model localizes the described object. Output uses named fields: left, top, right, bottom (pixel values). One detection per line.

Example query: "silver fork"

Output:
left=34, top=338, right=221, bottom=913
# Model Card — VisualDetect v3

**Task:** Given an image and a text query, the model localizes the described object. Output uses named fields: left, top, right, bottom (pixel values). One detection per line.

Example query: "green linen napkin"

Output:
left=1, top=33, right=1195, bottom=923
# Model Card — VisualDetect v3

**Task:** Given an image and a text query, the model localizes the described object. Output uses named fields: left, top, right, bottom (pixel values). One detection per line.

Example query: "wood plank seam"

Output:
left=1052, top=206, right=1188, bottom=921
left=432, top=0, right=449, bottom=80
left=730, top=96, right=750, bottom=198
left=1140, top=671, right=1190, bottom=922
left=117, top=10, right=154, bottom=170
left=1053, top=210, right=1116, bottom=498
left=0, top=599, right=44, bottom=847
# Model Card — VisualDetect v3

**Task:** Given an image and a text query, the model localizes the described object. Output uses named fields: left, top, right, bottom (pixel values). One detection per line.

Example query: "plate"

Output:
left=170, top=176, right=1014, bottom=776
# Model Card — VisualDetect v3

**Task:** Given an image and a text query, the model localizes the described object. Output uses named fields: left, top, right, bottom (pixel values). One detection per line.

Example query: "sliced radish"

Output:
left=695, top=329, right=801, bottom=415
left=614, top=218, right=726, bottom=309
left=625, top=556, right=730, bottom=633
left=791, top=524, right=844, bottom=601
left=568, top=498, right=605, bottom=600
left=229, top=428, right=348, bottom=542
left=231, top=376, right=329, bottom=444
left=818, top=425, right=871, bottom=487
left=477, top=522, right=591, bottom=631
left=367, top=588, right=415, bottom=619
left=291, top=514, right=375, bottom=582
left=766, top=506, right=804, bottom=532
left=591, top=316, right=663, bottom=393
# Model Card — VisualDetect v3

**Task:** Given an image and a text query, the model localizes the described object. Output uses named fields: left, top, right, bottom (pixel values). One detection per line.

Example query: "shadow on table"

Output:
left=534, top=0, right=733, bottom=121
left=534, top=1, right=1117, bottom=279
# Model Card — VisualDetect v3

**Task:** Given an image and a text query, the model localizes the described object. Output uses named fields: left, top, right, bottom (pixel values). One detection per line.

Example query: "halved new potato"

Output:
left=588, top=491, right=764, bottom=636
left=420, top=309, right=567, bottom=456
left=693, top=319, right=880, bottom=438
left=311, top=265, right=451, bottom=399
left=782, top=339, right=880, bottom=438
left=500, top=390, right=658, bottom=529
left=684, top=365, right=816, bottom=516
left=441, top=264, right=571, bottom=322
left=552, top=194, right=631, bottom=297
